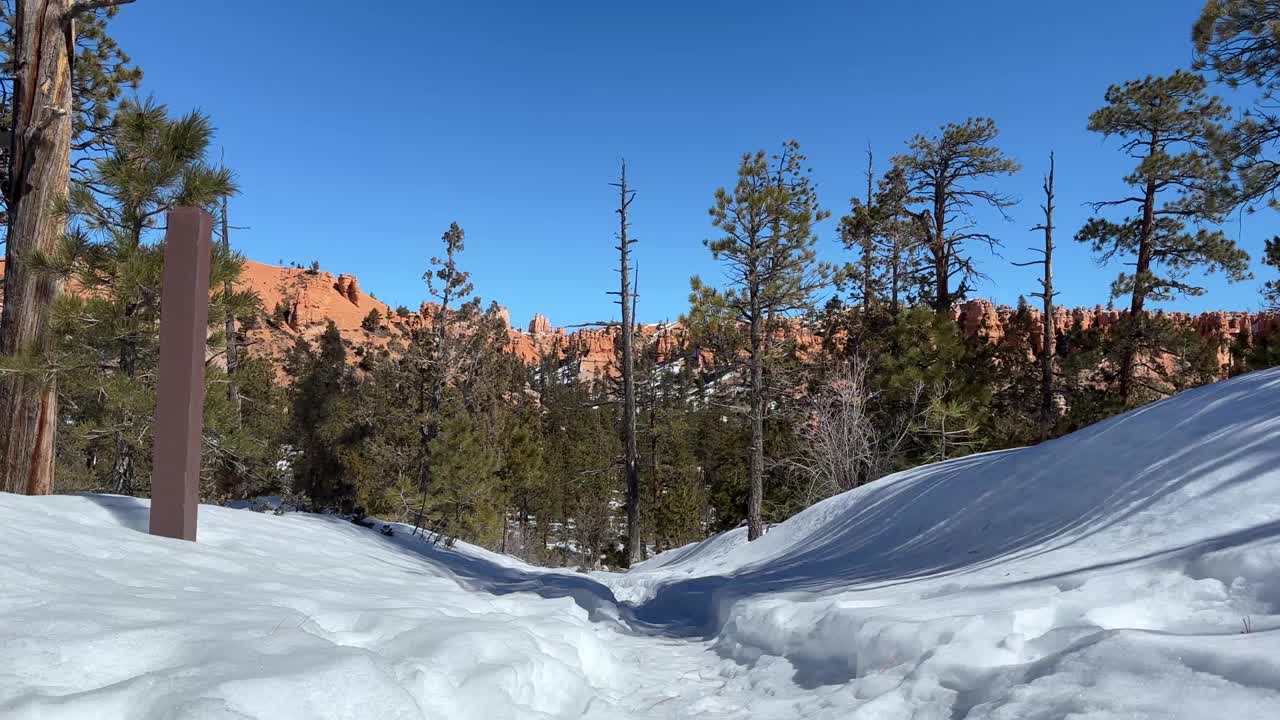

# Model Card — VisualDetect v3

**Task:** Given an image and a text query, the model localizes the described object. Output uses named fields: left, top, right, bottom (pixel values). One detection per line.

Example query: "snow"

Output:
left=4, top=368, right=1280, bottom=718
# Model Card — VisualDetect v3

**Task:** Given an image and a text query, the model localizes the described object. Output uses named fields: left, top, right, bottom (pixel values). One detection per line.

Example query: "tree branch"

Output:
left=71, top=0, right=136, bottom=13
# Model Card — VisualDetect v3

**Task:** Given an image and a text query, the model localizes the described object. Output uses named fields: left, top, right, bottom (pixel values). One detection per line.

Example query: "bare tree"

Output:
left=221, top=195, right=240, bottom=421
left=609, top=160, right=641, bottom=566
left=789, top=358, right=920, bottom=506
left=1013, top=153, right=1058, bottom=440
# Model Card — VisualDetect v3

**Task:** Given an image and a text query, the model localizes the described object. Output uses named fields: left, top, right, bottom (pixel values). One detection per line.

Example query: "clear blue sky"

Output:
left=111, top=0, right=1277, bottom=328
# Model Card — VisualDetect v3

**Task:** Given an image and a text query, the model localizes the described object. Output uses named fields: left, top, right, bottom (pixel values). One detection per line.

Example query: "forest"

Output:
left=3, top=1, right=1280, bottom=571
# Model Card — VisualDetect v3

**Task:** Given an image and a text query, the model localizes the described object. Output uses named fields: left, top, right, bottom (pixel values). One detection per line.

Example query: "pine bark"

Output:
left=1120, top=148, right=1160, bottom=405
left=0, top=0, right=76, bottom=495
left=932, top=178, right=949, bottom=315
left=747, top=289, right=764, bottom=541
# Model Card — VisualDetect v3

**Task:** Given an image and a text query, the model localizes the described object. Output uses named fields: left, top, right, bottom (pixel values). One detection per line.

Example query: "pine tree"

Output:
left=692, top=140, right=830, bottom=541
left=876, top=306, right=991, bottom=461
left=983, top=298, right=1045, bottom=449
left=205, top=355, right=289, bottom=501
left=1077, top=71, right=1250, bottom=403
left=1194, top=0, right=1280, bottom=204
left=1263, top=236, right=1280, bottom=309
left=28, top=100, right=236, bottom=495
left=425, top=396, right=503, bottom=546
left=539, top=370, right=619, bottom=568
left=0, top=1, right=140, bottom=494
left=410, top=222, right=476, bottom=536
left=840, top=146, right=884, bottom=309
left=287, top=322, right=357, bottom=508
left=893, top=118, right=1020, bottom=315
left=500, top=405, right=547, bottom=559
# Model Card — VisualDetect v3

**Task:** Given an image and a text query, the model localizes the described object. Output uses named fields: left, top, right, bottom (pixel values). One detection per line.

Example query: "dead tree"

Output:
left=609, top=161, right=641, bottom=566
left=859, top=144, right=875, bottom=307
left=1014, top=153, right=1058, bottom=441
left=221, top=196, right=241, bottom=421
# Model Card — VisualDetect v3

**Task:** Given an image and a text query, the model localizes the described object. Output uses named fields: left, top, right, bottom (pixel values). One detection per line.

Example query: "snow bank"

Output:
left=0, top=497, right=628, bottom=719
left=3, top=368, right=1280, bottom=718
left=601, top=367, right=1280, bottom=716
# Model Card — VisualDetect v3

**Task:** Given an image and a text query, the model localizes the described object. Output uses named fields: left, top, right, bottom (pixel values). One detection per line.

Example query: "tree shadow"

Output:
left=82, top=369, right=1280, bottom=653
left=624, top=368, right=1280, bottom=636
left=77, top=493, right=152, bottom=533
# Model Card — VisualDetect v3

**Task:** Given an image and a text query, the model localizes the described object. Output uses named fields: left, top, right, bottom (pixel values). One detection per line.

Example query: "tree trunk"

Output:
left=890, top=232, right=901, bottom=316
left=222, top=196, right=240, bottom=420
left=616, top=162, right=640, bottom=566
left=0, top=0, right=76, bottom=495
left=647, top=354, right=658, bottom=557
left=1039, top=156, right=1056, bottom=442
left=111, top=326, right=137, bottom=494
left=932, top=179, right=949, bottom=315
left=747, top=304, right=764, bottom=541
left=861, top=146, right=874, bottom=307
left=1120, top=164, right=1159, bottom=405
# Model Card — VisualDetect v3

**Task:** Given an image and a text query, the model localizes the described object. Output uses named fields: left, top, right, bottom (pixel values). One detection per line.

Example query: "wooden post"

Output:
left=149, top=208, right=213, bottom=541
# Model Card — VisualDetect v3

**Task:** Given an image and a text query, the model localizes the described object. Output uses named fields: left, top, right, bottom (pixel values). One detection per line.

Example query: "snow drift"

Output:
left=3, top=368, right=1280, bottom=718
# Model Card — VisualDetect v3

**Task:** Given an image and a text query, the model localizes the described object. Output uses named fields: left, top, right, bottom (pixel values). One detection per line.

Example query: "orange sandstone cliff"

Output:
left=2, top=258, right=1278, bottom=381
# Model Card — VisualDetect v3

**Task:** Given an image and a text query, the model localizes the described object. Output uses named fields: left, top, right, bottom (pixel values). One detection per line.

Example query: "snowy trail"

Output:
left=4, top=369, right=1280, bottom=718
left=0, top=494, right=787, bottom=719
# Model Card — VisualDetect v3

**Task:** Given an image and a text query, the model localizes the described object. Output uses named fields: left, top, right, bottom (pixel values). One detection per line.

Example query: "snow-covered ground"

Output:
left=3, top=369, right=1280, bottom=718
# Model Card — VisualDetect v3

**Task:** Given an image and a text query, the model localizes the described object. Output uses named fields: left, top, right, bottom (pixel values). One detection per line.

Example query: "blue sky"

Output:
left=112, top=0, right=1277, bottom=328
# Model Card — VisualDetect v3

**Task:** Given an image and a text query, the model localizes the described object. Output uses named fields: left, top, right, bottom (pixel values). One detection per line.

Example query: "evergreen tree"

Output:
left=840, top=146, right=885, bottom=309
left=1263, top=236, right=1280, bottom=309
left=340, top=347, right=420, bottom=518
left=1194, top=0, right=1280, bottom=204
left=500, top=405, right=547, bottom=559
left=893, top=118, right=1020, bottom=315
left=204, top=355, right=289, bottom=501
left=1077, top=71, right=1250, bottom=403
left=983, top=298, right=1046, bottom=449
left=287, top=322, right=358, bottom=508
left=539, top=371, right=619, bottom=568
left=876, top=306, right=991, bottom=461
left=839, top=158, right=923, bottom=316
left=410, top=222, right=477, bottom=536
left=425, top=396, right=503, bottom=546
left=28, top=100, right=237, bottom=495
left=692, top=140, right=830, bottom=541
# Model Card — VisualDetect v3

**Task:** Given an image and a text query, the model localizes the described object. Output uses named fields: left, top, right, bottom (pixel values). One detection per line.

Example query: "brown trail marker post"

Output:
left=149, top=207, right=213, bottom=542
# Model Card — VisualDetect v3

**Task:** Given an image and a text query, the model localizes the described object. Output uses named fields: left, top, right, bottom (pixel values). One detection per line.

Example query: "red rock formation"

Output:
left=954, top=298, right=1280, bottom=378
left=5, top=256, right=1279, bottom=384
left=334, top=274, right=361, bottom=305
left=528, top=313, right=553, bottom=335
